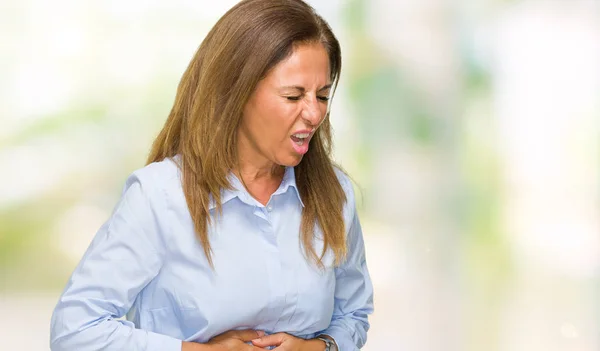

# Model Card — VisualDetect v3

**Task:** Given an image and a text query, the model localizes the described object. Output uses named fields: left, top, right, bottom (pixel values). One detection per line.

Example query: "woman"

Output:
left=50, top=0, right=373, bottom=350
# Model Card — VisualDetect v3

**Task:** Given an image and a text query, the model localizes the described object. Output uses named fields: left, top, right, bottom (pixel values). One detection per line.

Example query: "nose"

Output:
left=301, top=97, right=323, bottom=126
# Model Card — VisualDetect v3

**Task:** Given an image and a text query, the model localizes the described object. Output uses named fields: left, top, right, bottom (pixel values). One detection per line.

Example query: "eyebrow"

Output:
left=280, top=84, right=333, bottom=93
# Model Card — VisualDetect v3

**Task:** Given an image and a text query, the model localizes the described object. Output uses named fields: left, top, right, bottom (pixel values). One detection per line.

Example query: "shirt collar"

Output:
left=208, top=166, right=305, bottom=209
left=274, top=166, right=305, bottom=207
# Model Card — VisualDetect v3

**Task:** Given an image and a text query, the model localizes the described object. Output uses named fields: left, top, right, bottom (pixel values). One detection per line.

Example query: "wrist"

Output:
left=306, top=338, right=327, bottom=351
left=182, top=341, right=215, bottom=351
left=315, top=335, right=337, bottom=351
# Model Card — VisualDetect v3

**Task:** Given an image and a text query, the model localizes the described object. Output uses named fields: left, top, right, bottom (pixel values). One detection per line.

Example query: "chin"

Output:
left=279, top=155, right=304, bottom=167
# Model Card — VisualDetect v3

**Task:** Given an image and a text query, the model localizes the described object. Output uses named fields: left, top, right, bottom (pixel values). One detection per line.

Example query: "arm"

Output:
left=50, top=173, right=182, bottom=351
left=319, top=186, right=374, bottom=350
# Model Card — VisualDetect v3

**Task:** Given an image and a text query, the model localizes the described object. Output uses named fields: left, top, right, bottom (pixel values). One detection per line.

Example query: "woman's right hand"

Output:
left=183, top=330, right=266, bottom=351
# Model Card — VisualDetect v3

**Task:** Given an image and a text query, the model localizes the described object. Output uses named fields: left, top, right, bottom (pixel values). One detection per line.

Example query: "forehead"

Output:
left=264, top=42, right=331, bottom=84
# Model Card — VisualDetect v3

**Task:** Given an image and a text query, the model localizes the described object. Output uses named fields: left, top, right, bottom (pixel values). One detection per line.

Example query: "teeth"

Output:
left=293, top=133, right=309, bottom=138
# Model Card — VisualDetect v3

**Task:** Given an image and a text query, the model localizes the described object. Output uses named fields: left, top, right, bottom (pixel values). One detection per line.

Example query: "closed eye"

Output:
left=285, top=95, right=329, bottom=102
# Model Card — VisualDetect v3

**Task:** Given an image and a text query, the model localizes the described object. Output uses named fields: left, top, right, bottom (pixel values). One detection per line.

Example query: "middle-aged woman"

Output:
left=50, top=1, right=374, bottom=350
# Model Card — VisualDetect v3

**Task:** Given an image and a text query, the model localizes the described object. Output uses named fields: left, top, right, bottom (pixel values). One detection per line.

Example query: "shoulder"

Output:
left=114, top=157, right=182, bottom=248
left=333, top=166, right=355, bottom=200
left=332, top=165, right=358, bottom=222
left=122, top=157, right=181, bottom=201
left=333, top=166, right=352, bottom=191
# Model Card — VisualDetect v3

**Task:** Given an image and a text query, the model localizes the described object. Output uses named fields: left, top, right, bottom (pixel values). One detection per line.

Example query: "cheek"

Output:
left=247, top=96, right=302, bottom=144
left=313, top=104, right=328, bottom=126
left=269, top=104, right=301, bottom=130
left=254, top=103, right=297, bottom=145
left=320, top=104, right=328, bottom=118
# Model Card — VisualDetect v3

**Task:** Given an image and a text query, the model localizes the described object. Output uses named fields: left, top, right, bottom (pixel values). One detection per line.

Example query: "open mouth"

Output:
left=291, top=132, right=310, bottom=146
left=290, top=132, right=311, bottom=155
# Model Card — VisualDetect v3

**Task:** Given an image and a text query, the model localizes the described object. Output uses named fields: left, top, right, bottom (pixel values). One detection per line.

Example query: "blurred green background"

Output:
left=1, top=0, right=599, bottom=350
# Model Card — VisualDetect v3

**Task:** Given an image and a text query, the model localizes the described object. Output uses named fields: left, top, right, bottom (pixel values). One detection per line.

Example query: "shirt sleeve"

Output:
left=321, top=178, right=375, bottom=351
left=50, top=173, right=182, bottom=351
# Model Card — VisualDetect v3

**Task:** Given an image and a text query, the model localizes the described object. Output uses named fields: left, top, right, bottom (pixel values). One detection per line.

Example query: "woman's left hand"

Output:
left=250, top=333, right=325, bottom=351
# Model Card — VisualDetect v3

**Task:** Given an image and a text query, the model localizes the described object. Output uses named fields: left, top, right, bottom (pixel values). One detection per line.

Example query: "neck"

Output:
left=235, top=159, right=285, bottom=185
left=234, top=132, right=287, bottom=205
left=233, top=160, right=285, bottom=206
left=234, top=131, right=285, bottom=186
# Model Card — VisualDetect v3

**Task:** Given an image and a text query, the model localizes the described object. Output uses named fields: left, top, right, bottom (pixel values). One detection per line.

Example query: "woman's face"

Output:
left=238, top=42, right=331, bottom=168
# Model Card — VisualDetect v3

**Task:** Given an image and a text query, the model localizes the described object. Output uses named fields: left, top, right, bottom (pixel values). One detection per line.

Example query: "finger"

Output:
left=209, top=329, right=264, bottom=343
left=230, top=329, right=265, bottom=342
left=251, top=333, right=286, bottom=347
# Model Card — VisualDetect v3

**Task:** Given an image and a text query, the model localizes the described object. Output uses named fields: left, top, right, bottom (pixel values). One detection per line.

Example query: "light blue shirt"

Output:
left=50, top=156, right=373, bottom=351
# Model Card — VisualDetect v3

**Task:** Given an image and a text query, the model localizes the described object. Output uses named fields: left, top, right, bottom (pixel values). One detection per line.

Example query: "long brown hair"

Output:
left=147, top=0, right=347, bottom=267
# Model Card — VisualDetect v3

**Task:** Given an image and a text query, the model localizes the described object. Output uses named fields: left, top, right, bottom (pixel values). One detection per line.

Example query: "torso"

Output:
left=127, top=158, right=337, bottom=343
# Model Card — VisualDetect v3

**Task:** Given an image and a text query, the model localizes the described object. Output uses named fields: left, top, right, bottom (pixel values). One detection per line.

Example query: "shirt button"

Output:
left=267, top=206, right=273, bottom=212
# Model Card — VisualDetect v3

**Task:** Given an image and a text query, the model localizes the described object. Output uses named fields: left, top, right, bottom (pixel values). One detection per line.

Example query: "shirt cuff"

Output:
left=321, top=325, right=356, bottom=351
